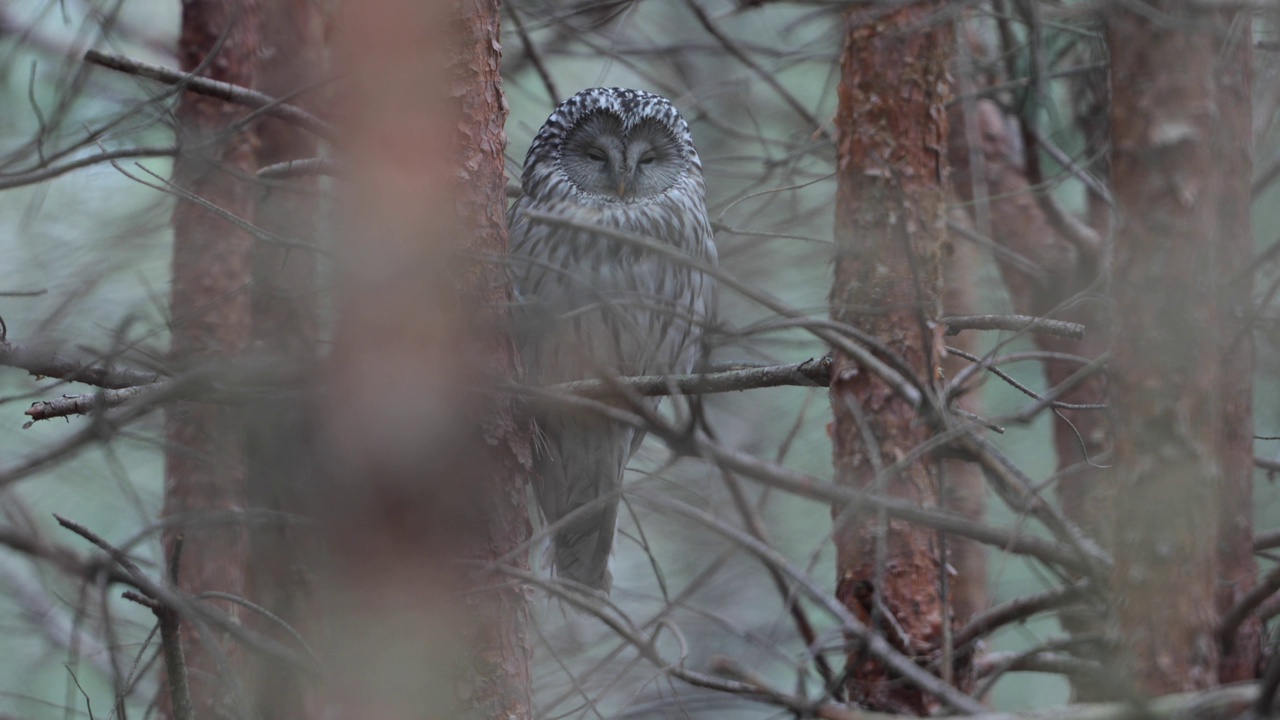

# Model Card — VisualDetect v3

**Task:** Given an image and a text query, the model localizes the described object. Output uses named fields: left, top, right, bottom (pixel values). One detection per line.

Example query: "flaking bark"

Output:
left=829, top=3, right=960, bottom=712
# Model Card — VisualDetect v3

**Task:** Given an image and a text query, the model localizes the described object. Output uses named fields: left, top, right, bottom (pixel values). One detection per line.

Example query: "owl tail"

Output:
left=534, top=415, right=638, bottom=594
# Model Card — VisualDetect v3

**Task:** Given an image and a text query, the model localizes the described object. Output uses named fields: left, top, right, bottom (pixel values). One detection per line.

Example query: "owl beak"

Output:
left=616, top=177, right=629, bottom=198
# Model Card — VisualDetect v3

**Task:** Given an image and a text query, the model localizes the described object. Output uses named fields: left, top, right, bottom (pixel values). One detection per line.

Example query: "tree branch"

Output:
left=0, top=341, right=163, bottom=389
left=943, top=314, right=1086, bottom=340
left=84, top=49, right=336, bottom=142
left=24, top=384, right=161, bottom=425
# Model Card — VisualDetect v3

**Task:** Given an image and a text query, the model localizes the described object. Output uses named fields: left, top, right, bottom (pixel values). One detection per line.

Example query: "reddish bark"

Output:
left=163, top=0, right=261, bottom=715
left=1106, top=3, right=1254, bottom=693
left=322, top=0, right=532, bottom=717
left=829, top=4, right=958, bottom=712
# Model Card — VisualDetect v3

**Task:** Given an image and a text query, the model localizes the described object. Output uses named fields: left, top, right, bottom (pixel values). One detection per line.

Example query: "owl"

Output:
left=508, top=87, right=717, bottom=593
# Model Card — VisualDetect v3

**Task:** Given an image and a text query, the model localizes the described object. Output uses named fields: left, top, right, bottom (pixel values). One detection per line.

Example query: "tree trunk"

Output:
left=245, top=0, right=325, bottom=716
left=1106, top=2, right=1254, bottom=693
left=321, top=0, right=533, bottom=717
left=829, top=4, right=958, bottom=712
left=1210, top=17, right=1260, bottom=683
left=163, top=1, right=261, bottom=716
left=946, top=97, right=1112, bottom=697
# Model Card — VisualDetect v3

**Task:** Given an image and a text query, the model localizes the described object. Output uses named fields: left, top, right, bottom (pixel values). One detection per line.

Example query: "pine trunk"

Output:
left=1106, top=2, right=1254, bottom=693
left=829, top=3, right=958, bottom=712
left=162, top=0, right=261, bottom=715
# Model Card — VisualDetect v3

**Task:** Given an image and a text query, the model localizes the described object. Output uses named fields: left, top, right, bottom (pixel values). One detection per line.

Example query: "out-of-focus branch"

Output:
left=952, top=582, right=1091, bottom=650
left=13, top=360, right=294, bottom=424
left=0, top=526, right=134, bottom=587
left=710, top=657, right=861, bottom=720
left=0, top=146, right=178, bottom=191
left=47, top=515, right=318, bottom=676
left=1255, top=456, right=1280, bottom=475
left=1219, top=562, right=1280, bottom=648
left=973, top=650, right=1102, bottom=687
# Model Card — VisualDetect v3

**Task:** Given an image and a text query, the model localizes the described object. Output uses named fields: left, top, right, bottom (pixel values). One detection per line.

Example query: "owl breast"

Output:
left=508, top=185, right=716, bottom=387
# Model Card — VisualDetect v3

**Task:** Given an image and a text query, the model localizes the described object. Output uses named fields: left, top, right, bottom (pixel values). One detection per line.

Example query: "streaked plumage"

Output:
left=508, top=87, right=717, bottom=593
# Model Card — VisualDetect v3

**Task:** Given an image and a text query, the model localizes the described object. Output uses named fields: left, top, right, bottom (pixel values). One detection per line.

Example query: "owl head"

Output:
left=521, top=87, right=703, bottom=203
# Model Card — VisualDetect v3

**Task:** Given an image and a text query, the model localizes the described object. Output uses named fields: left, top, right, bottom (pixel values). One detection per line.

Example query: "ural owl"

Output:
left=508, top=87, right=717, bottom=593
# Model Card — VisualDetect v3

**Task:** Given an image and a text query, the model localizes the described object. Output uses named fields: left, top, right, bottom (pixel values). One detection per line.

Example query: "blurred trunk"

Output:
left=321, top=0, right=533, bottom=717
left=1106, top=2, right=1254, bottom=693
left=1210, top=17, right=1261, bottom=684
left=162, top=0, right=261, bottom=716
left=829, top=4, right=959, bottom=712
left=245, top=0, right=325, bottom=716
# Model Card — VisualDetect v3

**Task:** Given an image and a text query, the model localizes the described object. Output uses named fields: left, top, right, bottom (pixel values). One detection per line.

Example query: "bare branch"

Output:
left=952, top=582, right=1091, bottom=650
left=0, top=341, right=163, bottom=389
left=24, top=384, right=161, bottom=424
left=84, top=49, right=337, bottom=142
left=943, top=314, right=1086, bottom=340
left=548, top=357, right=832, bottom=397
left=522, top=210, right=927, bottom=407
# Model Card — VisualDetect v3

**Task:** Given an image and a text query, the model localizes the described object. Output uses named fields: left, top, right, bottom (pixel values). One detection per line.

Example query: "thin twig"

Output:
left=50, top=515, right=319, bottom=677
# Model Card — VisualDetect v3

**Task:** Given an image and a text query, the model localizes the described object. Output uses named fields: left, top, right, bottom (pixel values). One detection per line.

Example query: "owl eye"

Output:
left=638, top=153, right=657, bottom=166
left=586, top=149, right=607, bottom=163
